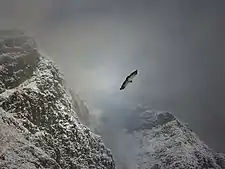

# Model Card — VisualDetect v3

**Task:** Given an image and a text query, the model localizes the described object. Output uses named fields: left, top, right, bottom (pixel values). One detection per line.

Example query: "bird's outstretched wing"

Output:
left=127, top=70, right=138, bottom=81
left=120, top=70, right=138, bottom=90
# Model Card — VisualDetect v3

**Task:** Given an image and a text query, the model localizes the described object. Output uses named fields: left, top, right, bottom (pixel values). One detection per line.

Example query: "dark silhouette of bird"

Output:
left=120, top=70, right=138, bottom=90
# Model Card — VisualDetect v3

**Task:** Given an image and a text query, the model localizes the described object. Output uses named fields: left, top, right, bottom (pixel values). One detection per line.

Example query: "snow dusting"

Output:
left=0, top=31, right=115, bottom=169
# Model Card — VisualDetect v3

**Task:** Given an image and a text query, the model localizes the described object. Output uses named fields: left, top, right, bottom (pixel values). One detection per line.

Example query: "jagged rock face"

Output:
left=0, top=30, right=115, bottom=169
left=126, top=106, right=225, bottom=169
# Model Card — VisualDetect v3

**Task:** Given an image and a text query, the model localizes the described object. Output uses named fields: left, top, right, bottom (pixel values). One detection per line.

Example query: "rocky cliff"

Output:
left=0, top=30, right=115, bottom=169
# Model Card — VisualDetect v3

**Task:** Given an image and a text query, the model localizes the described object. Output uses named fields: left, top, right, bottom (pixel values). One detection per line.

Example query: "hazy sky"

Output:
left=1, top=0, right=225, bottom=153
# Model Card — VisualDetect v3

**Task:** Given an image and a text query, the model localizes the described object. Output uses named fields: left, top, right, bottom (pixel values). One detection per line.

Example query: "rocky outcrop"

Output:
left=125, top=106, right=225, bottom=169
left=0, top=30, right=115, bottom=169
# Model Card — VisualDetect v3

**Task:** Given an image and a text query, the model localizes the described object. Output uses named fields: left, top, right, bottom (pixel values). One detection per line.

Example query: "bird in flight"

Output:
left=120, top=70, right=138, bottom=90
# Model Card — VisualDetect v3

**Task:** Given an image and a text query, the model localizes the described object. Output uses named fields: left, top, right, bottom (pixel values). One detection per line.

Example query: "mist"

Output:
left=1, top=0, right=225, bottom=167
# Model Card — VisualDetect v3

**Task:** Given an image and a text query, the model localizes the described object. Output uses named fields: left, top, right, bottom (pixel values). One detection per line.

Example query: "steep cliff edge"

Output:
left=0, top=30, right=115, bottom=169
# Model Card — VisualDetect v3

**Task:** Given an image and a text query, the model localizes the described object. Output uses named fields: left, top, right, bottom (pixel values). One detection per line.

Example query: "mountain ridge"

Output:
left=0, top=30, right=115, bottom=169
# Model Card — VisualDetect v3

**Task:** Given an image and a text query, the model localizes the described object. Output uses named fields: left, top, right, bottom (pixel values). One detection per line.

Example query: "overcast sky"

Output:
left=1, top=0, right=225, bottom=153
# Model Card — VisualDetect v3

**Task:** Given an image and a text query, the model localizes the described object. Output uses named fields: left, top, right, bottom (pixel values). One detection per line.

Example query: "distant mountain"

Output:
left=94, top=105, right=225, bottom=169
left=126, top=106, right=225, bottom=169
left=0, top=30, right=115, bottom=169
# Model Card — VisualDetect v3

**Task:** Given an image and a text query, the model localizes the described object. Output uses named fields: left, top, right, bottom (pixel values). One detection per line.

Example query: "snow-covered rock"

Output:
left=125, top=106, right=225, bottom=169
left=0, top=30, right=115, bottom=169
left=94, top=104, right=225, bottom=169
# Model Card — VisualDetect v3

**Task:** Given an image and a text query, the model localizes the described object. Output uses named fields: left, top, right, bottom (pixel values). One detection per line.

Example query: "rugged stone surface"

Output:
left=0, top=30, right=115, bottom=169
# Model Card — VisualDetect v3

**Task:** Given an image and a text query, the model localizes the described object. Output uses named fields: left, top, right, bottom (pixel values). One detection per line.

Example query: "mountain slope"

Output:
left=94, top=105, right=225, bottom=169
left=0, top=30, right=115, bottom=169
left=126, top=106, right=225, bottom=169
